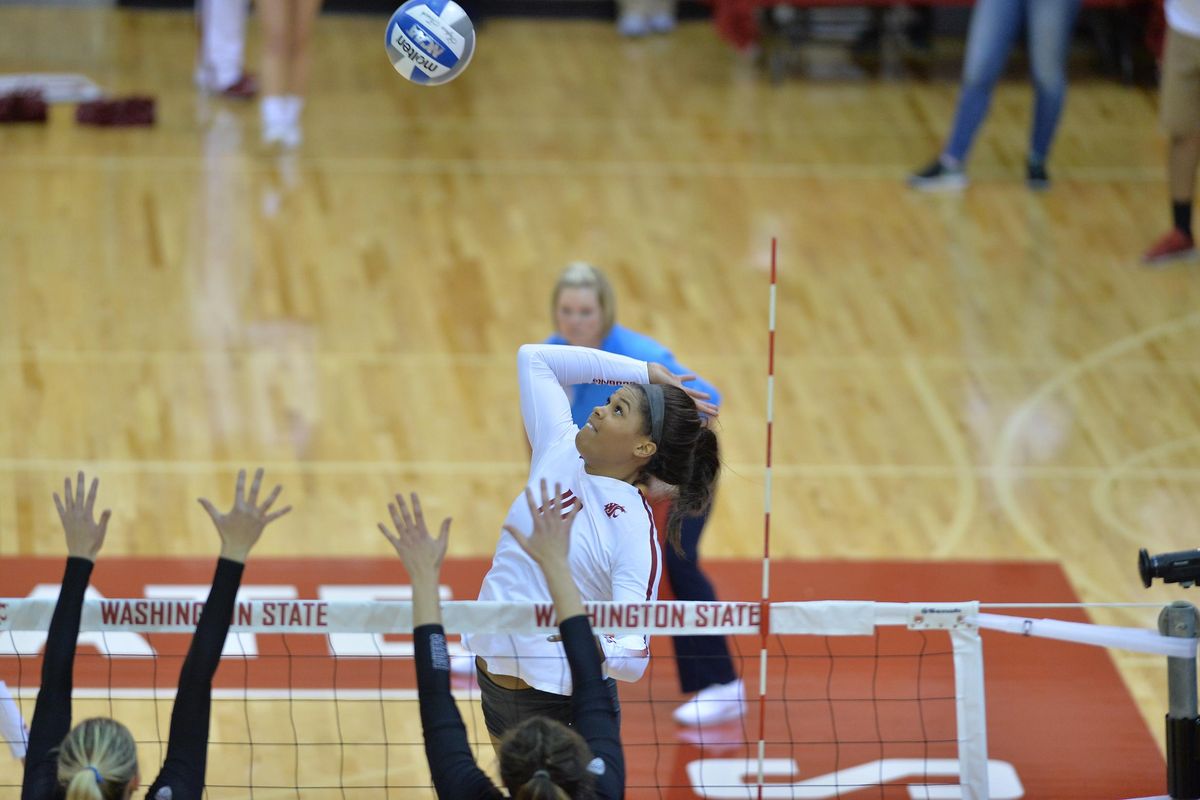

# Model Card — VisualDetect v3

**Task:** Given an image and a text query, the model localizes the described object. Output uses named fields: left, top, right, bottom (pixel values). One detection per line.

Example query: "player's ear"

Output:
left=633, top=439, right=657, bottom=459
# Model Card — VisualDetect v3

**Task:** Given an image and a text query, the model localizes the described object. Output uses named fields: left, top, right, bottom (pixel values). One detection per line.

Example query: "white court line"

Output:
left=992, top=311, right=1200, bottom=560
left=4, top=458, right=1200, bottom=480
left=2, top=350, right=1199, bottom=371
left=904, top=358, right=977, bottom=557
left=0, top=155, right=1167, bottom=182
left=1090, top=434, right=1200, bottom=545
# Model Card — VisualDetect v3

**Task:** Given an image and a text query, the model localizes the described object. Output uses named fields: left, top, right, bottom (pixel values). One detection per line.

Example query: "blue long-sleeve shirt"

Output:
left=546, top=325, right=721, bottom=428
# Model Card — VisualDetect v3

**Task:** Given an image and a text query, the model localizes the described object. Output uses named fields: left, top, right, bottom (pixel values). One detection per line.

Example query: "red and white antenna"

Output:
left=755, top=238, right=777, bottom=798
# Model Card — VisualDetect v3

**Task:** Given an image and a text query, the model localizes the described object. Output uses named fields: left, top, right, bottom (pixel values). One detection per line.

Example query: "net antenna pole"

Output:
left=1160, top=601, right=1200, bottom=799
left=755, top=239, right=777, bottom=800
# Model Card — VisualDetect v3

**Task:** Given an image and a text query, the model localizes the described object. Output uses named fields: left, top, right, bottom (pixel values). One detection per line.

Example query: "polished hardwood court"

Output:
left=0, top=4, right=1197, bottom=796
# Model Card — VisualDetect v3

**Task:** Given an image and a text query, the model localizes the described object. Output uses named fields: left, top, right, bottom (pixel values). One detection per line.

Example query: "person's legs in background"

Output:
left=908, top=0, right=1024, bottom=190
left=259, top=0, right=290, bottom=146
left=196, top=0, right=256, bottom=98
left=647, top=0, right=677, bottom=35
left=1024, top=0, right=1083, bottom=189
left=259, top=0, right=322, bottom=148
left=616, top=0, right=651, bottom=37
left=1145, top=26, right=1200, bottom=264
left=284, top=0, right=323, bottom=147
left=664, top=510, right=743, bottom=727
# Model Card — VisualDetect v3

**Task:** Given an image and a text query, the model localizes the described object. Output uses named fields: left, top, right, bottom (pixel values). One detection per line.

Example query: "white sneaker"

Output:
left=648, top=11, right=676, bottom=33
left=673, top=678, right=745, bottom=727
left=261, top=120, right=287, bottom=147
left=280, top=121, right=303, bottom=149
left=618, top=13, right=650, bottom=36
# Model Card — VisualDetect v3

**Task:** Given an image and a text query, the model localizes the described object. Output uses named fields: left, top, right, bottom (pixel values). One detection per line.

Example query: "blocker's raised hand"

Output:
left=198, top=468, right=291, bottom=563
left=504, top=479, right=580, bottom=568
left=53, top=471, right=111, bottom=562
left=378, top=492, right=451, bottom=587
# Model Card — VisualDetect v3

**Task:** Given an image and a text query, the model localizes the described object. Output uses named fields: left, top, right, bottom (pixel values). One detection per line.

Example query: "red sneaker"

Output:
left=218, top=73, right=258, bottom=100
left=1142, top=228, right=1196, bottom=266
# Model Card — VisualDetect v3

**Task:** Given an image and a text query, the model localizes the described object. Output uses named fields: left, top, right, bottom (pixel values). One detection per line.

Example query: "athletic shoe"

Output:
left=648, top=11, right=676, bottom=34
left=1026, top=161, right=1050, bottom=191
left=1142, top=228, right=1197, bottom=266
left=907, top=158, right=967, bottom=192
left=280, top=121, right=303, bottom=149
left=673, top=678, right=745, bottom=727
left=618, top=13, right=650, bottom=36
left=218, top=73, right=258, bottom=100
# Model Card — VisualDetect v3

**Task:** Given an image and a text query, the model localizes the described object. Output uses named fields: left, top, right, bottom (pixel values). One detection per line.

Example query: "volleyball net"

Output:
left=0, top=597, right=1191, bottom=799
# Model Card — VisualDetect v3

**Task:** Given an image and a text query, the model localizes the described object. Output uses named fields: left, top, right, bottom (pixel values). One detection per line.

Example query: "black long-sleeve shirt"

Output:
left=22, top=557, right=245, bottom=800
left=415, top=614, right=625, bottom=799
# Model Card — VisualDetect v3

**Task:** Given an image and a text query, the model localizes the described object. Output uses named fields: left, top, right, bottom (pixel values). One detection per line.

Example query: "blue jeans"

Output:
left=943, top=0, right=1082, bottom=165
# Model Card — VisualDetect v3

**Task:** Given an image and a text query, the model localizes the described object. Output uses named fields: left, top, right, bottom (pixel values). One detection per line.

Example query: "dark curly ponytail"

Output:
left=632, top=384, right=721, bottom=555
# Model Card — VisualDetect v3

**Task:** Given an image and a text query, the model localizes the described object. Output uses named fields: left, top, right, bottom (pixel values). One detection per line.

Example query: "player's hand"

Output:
left=198, top=468, right=291, bottom=563
left=378, top=492, right=450, bottom=587
left=53, top=472, right=111, bottom=562
left=647, top=363, right=719, bottom=417
left=505, top=479, right=579, bottom=569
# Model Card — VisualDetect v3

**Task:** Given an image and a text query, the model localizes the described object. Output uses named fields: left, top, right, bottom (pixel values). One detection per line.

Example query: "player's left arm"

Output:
left=23, top=473, right=109, bottom=800
left=148, top=469, right=290, bottom=799
left=599, top=512, right=660, bottom=682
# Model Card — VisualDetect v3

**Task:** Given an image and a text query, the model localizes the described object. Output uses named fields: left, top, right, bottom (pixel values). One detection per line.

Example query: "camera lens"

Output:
left=1139, top=548, right=1153, bottom=588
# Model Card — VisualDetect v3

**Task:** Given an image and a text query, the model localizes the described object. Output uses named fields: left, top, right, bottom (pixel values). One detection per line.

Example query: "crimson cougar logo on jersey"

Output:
left=538, top=489, right=579, bottom=519
left=604, top=503, right=626, bottom=518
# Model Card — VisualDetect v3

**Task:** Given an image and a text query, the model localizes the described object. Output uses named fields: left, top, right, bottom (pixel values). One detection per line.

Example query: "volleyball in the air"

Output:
left=385, top=0, right=475, bottom=86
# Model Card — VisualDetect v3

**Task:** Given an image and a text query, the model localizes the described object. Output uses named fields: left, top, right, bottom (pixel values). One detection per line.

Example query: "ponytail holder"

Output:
left=532, top=769, right=551, bottom=780
left=87, top=766, right=104, bottom=786
left=642, top=384, right=665, bottom=445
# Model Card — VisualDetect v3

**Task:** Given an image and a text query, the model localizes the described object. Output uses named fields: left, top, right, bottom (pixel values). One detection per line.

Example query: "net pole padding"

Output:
left=899, top=602, right=989, bottom=800
left=1159, top=601, right=1200, bottom=800
left=978, top=613, right=1198, bottom=659
left=756, top=237, right=778, bottom=800
left=951, top=627, right=990, bottom=800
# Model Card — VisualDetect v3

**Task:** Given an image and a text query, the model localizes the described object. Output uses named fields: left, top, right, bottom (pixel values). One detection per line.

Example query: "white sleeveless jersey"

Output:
left=464, top=345, right=662, bottom=695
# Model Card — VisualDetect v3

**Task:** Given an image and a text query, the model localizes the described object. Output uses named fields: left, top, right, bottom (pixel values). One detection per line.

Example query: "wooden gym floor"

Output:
left=0, top=4, right=1197, bottom=796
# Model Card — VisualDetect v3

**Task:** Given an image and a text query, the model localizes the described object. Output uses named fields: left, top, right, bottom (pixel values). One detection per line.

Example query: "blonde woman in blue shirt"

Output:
left=547, top=262, right=743, bottom=728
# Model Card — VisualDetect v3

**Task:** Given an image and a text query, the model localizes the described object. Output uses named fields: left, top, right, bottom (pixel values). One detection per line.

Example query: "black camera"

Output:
left=1139, top=548, right=1200, bottom=588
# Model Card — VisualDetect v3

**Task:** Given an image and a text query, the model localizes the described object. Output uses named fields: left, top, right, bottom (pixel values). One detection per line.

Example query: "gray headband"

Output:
left=642, top=384, right=665, bottom=445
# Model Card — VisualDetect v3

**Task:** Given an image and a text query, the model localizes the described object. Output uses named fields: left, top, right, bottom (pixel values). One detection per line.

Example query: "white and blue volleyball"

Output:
left=385, top=0, right=475, bottom=85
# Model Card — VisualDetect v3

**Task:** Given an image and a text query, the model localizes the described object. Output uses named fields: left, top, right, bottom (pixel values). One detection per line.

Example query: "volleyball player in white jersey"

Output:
left=465, top=344, right=721, bottom=743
